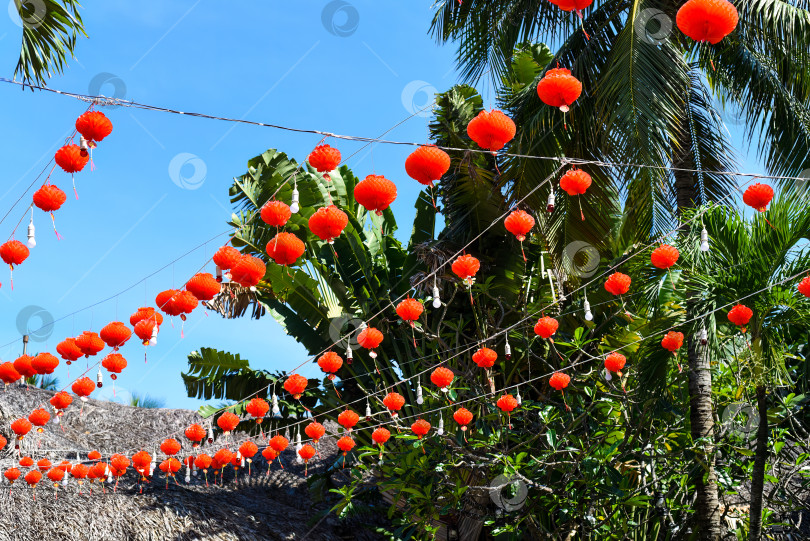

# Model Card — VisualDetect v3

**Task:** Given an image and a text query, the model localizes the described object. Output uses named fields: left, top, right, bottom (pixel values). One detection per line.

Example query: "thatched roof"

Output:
left=0, top=385, right=384, bottom=540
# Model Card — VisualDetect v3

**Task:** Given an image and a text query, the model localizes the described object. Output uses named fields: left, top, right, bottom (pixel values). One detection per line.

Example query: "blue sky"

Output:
left=0, top=1, right=460, bottom=409
left=0, top=2, right=765, bottom=410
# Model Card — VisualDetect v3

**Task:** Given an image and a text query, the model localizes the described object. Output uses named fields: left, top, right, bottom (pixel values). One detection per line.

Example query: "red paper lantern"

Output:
left=338, top=409, right=359, bottom=430
left=466, top=110, right=516, bottom=152
left=0, top=362, right=20, bottom=384
left=284, top=373, right=308, bottom=399
left=75, top=331, right=104, bottom=357
left=308, top=144, right=342, bottom=180
left=24, top=470, right=42, bottom=487
left=76, top=111, right=113, bottom=142
left=260, top=200, right=292, bottom=227
left=185, top=424, right=206, bottom=447
left=472, top=347, right=497, bottom=368
left=100, top=321, right=132, bottom=350
left=453, top=407, right=473, bottom=430
left=604, top=272, right=631, bottom=296
left=160, top=438, right=182, bottom=456
left=194, top=454, right=212, bottom=471
left=661, top=331, right=684, bottom=352
left=213, top=245, right=241, bottom=270
left=548, top=0, right=593, bottom=12
left=0, top=239, right=29, bottom=271
left=452, top=254, right=480, bottom=285
left=504, top=210, right=535, bottom=241
left=47, top=468, right=65, bottom=484
left=269, top=435, right=289, bottom=455
left=174, top=290, right=199, bottom=320
left=743, top=183, right=774, bottom=213
left=336, top=436, right=355, bottom=454
left=50, top=391, right=73, bottom=412
left=132, top=451, right=152, bottom=479
left=11, top=418, right=32, bottom=439
left=497, top=394, right=519, bottom=413
left=354, top=175, right=397, bottom=215
left=317, top=351, right=343, bottom=380
left=560, top=169, right=592, bottom=196
left=356, top=329, right=383, bottom=362
left=32, top=353, right=59, bottom=375
left=71, top=463, right=89, bottom=481
left=396, top=298, right=423, bottom=325
left=239, top=441, right=258, bottom=461
left=186, top=272, right=221, bottom=301
left=549, top=372, right=570, bottom=391
left=430, top=366, right=454, bottom=391
left=728, top=304, right=753, bottom=331
left=130, top=307, right=163, bottom=327
left=306, top=421, right=326, bottom=443
left=651, top=244, right=680, bottom=269
left=87, top=450, right=101, bottom=461
left=160, top=458, right=181, bottom=476
left=72, top=377, right=96, bottom=399
left=298, top=443, right=316, bottom=461
left=534, top=316, right=559, bottom=339
left=245, top=397, right=270, bottom=421
left=33, top=184, right=67, bottom=212
left=4, top=468, right=20, bottom=484
left=230, top=255, right=266, bottom=288
left=217, top=411, right=240, bottom=433
left=266, top=232, right=306, bottom=266
left=372, top=427, right=390, bottom=445
left=155, top=290, right=183, bottom=317
left=54, top=144, right=89, bottom=173
left=536, top=68, right=582, bottom=112
left=134, top=318, right=157, bottom=344
left=102, top=353, right=127, bottom=378
left=799, top=276, right=810, bottom=298
left=411, top=419, right=431, bottom=439
left=28, top=408, right=50, bottom=431
left=604, top=352, right=626, bottom=374
left=13, top=355, right=36, bottom=378
left=56, top=338, right=83, bottom=362
left=383, top=392, right=405, bottom=416
left=676, top=0, right=738, bottom=44
left=309, top=205, right=349, bottom=244
left=405, top=145, right=451, bottom=187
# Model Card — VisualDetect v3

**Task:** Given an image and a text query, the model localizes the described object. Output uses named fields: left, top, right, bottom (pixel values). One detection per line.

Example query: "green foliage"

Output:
left=12, top=0, right=87, bottom=86
left=129, top=392, right=165, bottom=409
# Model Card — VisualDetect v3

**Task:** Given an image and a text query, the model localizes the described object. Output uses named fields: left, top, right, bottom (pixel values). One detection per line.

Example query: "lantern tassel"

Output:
left=575, top=10, right=590, bottom=40
left=578, top=196, right=585, bottom=221
left=72, top=174, right=78, bottom=200
left=50, top=213, right=62, bottom=240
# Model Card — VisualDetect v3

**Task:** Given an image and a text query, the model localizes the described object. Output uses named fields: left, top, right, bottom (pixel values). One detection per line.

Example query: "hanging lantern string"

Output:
left=109, top=166, right=767, bottom=457
left=113, top=254, right=803, bottom=462
left=2, top=78, right=810, bottom=183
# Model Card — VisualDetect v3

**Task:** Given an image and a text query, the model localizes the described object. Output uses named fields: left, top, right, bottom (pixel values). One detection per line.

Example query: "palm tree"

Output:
left=129, top=392, right=166, bottom=409
left=682, top=189, right=810, bottom=540
left=430, top=3, right=810, bottom=537
left=11, top=0, right=86, bottom=86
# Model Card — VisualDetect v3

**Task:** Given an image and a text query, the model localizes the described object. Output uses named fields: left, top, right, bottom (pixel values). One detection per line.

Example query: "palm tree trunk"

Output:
left=748, top=385, right=769, bottom=540
left=673, top=119, right=723, bottom=540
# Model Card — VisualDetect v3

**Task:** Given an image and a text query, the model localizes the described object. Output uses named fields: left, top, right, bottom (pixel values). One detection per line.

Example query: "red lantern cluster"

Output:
left=260, top=200, right=292, bottom=227
left=230, top=255, right=266, bottom=288
left=99, top=321, right=132, bottom=350
left=186, top=272, right=221, bottom=301
left=75, top=111, right=114, bottom=143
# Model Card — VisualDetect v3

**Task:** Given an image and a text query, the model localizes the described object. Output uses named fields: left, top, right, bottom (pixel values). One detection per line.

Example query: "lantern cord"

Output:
left=3, top=78, right=810, bottom=183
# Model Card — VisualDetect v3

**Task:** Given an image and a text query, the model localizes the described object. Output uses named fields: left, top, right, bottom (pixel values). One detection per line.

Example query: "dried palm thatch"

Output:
left=0, top=385, right=384, bottom=540
left=204, top=282, right=266, bottom=320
